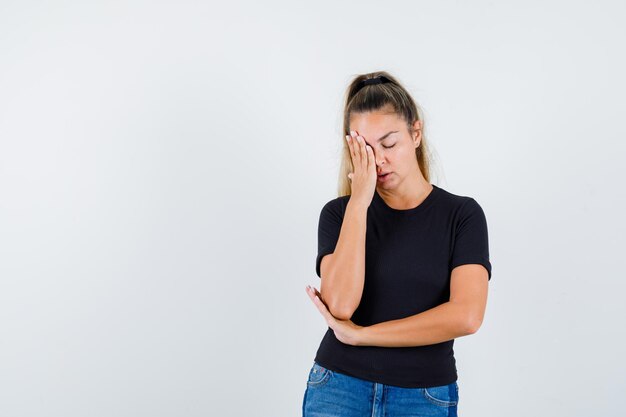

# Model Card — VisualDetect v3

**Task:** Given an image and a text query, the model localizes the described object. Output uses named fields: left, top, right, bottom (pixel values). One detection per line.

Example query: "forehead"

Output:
left=349, top=110, right=404, bottom=134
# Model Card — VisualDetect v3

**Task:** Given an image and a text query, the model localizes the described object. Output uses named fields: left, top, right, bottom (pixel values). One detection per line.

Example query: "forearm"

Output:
left=358, top=301, right=474, bottom=347
left=323, top=200, right=368, bottom=318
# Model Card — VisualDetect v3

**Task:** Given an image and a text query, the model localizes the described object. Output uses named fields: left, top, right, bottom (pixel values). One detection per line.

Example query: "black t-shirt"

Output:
left=313, top=183, right=492, bottom=388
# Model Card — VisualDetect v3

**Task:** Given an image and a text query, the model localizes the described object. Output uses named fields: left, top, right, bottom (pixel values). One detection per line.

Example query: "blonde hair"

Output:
left=338, top=71, right=433, bottom=197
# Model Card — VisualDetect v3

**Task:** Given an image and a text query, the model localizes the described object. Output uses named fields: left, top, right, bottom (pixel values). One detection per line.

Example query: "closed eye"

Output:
left=382, top=144, right=396, bottom=149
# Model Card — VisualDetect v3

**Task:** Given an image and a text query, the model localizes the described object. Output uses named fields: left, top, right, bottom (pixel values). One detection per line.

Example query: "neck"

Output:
left=377, top=174, right=432, bottom=210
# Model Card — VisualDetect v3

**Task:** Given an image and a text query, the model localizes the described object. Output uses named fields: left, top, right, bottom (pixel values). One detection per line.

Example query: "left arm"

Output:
left=306, top=264, right=489, bottom=348
left=358, top=264, right=489, bottom=347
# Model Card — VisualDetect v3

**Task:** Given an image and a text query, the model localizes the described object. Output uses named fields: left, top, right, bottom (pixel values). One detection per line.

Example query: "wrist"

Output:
left=347, top=198, right=370, bottom=212
left=356, top=325, right=371, bottom=346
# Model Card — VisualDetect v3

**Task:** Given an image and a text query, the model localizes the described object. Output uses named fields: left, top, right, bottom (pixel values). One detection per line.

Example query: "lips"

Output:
left=377, top=172, right=392, bottom=182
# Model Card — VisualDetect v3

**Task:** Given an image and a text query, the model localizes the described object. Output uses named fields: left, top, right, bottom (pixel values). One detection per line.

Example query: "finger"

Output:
left=358, top=136, right=367, bottom=167
left=307, top=286, right=331, bottom=313
left=353, top=134, right=363, bottom=169
left=313, top=295, right=334, bottom=322
left=366, top=145, right=375, bottom=170
left=346, top=134, right=357, bottom=167
left=312, top=286, right=322, bottom=299
left=310, top=286, right=327, bottom=307
left=307, top=287, right=333, bottom=321
left=307, top=285, right=324, bottom=304
left=310, top=287, right=340, bottom=323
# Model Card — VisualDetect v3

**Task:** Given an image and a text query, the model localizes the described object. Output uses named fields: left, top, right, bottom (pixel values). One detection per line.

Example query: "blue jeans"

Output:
left=302, top=361, right=459, bottom=417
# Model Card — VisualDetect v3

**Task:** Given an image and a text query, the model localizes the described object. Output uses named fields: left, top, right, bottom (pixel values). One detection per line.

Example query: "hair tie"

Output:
left=355, top=75, right=391, bottom=94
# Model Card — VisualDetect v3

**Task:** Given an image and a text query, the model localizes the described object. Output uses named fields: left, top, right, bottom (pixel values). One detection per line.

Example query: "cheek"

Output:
left=394, top=148, right=415, bottom=166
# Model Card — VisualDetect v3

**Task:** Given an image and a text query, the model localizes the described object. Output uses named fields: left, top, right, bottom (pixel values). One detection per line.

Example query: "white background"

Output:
left=1, top=1, right=625, bottom=416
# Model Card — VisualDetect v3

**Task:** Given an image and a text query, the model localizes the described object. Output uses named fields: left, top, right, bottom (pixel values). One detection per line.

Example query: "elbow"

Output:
left=328, top=303, right=355, bottom=321
left=320, top=273, right=359, bottom=321
left=320, top=287, right=355, bottom=320
left=334, top=310, right=354, bottom=321
left=464, top=315, right=483, bottom=335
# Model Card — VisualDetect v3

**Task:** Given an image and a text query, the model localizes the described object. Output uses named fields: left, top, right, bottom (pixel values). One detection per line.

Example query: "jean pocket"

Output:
left=307, top=362, right=332, bottom=387
left=422, top=382, right=458, bottom=407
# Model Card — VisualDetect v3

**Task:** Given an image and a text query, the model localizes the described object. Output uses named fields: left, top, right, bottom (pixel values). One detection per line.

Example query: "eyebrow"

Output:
left=375, top=131, right=398, bottom=142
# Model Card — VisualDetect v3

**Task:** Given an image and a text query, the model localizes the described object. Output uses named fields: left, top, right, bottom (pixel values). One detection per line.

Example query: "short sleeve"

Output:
left=315, top=199, right=345, bottom=278
left=449, top=198, right=492, bottom=280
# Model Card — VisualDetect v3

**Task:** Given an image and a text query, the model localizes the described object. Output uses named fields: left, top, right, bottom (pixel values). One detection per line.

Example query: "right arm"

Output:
left=318, top=131, right=377, bottom=320
left=319, top=198, right=368, bottom=320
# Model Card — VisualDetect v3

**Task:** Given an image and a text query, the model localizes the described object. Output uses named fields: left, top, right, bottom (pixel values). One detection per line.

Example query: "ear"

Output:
left=412, top=120, right=422, bottom=147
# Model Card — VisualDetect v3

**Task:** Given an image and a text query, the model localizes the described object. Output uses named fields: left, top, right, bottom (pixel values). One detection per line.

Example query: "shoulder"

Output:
left=319, top=194, right=351, bottom=217
left=434, top=185, right=487, bottom=217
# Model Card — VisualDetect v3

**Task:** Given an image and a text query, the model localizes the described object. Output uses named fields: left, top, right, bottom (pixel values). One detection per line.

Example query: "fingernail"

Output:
left=350, top=131, right=356, bottom=136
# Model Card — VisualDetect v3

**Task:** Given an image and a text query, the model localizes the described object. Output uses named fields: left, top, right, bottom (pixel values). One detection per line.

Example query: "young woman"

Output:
left=303, top=71, right=492, bottom=416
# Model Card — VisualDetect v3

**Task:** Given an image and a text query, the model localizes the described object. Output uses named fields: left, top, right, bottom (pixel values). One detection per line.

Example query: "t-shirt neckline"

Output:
left=373, top=184, right=440, bottom=215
